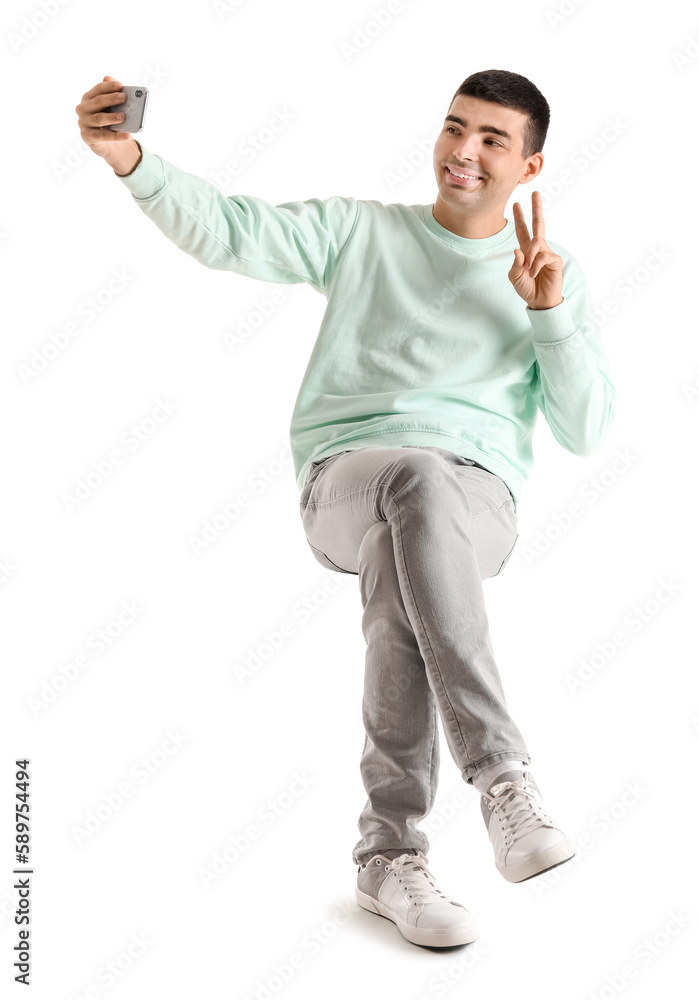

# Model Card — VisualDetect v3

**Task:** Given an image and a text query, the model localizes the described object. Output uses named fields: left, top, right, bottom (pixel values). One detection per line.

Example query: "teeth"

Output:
left=448, top=167, right=481, bottom=180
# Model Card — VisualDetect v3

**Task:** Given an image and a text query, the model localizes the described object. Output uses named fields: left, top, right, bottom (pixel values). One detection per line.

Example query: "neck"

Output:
left=432, top=197, right=508, bottom=240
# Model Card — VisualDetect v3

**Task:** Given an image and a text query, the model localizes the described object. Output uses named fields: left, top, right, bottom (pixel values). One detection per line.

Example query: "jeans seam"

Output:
left=386, top=489, right=474, bottom=770
left=495, top=530, right=519, bottom=576
left=303, top=476, right=512, bottom=771
left=472, top=497, right=515, bottom=518
left=464, top=749, right=532, bottom=781
left=300, top=483, right=388, bottom=509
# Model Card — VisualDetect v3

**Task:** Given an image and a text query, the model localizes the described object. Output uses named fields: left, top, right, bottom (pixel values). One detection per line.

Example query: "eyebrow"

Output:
left=444, top=115, right=513, bottom=142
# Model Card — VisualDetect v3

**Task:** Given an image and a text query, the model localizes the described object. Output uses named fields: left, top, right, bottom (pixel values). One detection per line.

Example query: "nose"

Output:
left=452, top=133, right=483, bottom=164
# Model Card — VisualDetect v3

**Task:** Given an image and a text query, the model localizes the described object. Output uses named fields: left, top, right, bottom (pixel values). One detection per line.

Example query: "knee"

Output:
left=358, top=520, right=392, bottom=566
left=389, top=449, right=459, bottom=504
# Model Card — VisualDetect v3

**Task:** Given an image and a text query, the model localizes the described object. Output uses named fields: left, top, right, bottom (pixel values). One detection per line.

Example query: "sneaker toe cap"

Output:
left=507, top=826, right=570, bottom=863
left=416, top=900, right=477, bottom=932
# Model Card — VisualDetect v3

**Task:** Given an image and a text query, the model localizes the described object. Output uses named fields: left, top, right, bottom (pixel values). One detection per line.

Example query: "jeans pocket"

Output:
left=300, top=450, right=351, bottom=503
left=299, top=458, right=328, bottom=506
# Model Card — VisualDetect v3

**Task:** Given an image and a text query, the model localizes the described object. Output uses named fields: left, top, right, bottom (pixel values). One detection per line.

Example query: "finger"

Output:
left=89, top=103, right=127, bottom=128
left=528, top=251, right=546, bottom=277
left=525, top=237, right=552, bottom=269
left=81, top=93, right=127, bottom=130
left=81, top=124, right=129, bottom=141
left=81, top=78, right=123, bottom=103
left=90, top=88, right=126, bottom=113
left=509, top=247, right=526, bottom=278
left=529, top=250, right=558, bottom=277
left=76, top=82, right=125, bottom=121
left=531, top=190, right=545, bottom=241
left=512, top=201, right=531, bottom=252
left=524, top=240, right=537, bottom=268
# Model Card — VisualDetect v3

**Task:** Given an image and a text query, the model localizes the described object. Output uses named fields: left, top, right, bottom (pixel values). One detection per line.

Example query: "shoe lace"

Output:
left=487, top=775, right=555, bottom=844
left=385, top=852, right=455, bottom=906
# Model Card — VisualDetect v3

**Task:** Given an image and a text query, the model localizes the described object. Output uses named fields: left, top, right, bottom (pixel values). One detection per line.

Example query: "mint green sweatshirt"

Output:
left=116, top=142, right=615, bottom=511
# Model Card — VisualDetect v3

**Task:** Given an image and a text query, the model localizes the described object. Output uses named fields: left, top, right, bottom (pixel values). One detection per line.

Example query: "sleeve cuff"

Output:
left=114, top=142, right=165, bottom=200
left=525, top=297, right=577, bottom=344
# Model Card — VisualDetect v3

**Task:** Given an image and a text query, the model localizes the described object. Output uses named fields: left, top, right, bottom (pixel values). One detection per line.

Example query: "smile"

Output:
left=445, top=166, right=483, bottom=187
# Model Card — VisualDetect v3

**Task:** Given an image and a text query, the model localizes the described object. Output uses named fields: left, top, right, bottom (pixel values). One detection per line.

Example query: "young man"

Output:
left=76, top=68, right=615, bottom=950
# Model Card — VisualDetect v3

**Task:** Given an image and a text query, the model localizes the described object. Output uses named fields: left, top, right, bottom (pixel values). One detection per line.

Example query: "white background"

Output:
left=2, top=0, right=698, bottom=996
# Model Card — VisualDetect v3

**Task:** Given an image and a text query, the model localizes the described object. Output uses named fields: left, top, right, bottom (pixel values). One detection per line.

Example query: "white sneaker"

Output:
left=479, top=768, right=576, bottom=883
left=356, top=851, right=479, bottom=948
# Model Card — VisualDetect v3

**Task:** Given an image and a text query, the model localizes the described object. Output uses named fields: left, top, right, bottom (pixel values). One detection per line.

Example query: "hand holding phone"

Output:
left=104, top=86, right=149, bottom=133
left=75, top=77, right=145, bottom=174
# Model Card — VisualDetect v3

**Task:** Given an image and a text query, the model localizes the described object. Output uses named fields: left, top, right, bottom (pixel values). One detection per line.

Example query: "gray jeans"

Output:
left=298, top=445, right=531, bottom=865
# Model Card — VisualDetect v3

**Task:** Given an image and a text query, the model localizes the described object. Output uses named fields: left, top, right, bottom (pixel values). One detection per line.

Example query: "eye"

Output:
left=445, top=127, right=500, bottom=147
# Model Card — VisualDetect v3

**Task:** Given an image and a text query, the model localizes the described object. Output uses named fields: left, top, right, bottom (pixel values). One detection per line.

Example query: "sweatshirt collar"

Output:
left=421, top=205, right=515, bottom=255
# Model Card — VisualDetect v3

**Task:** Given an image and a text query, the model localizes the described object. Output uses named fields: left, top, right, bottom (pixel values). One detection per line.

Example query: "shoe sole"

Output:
left=497, top=838, right=577, bottom=883
left=355, top=887, right=479, bottom=948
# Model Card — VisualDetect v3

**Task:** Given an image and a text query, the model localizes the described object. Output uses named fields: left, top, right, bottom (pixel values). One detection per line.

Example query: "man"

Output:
left=76, top=68, right=615, bottom=950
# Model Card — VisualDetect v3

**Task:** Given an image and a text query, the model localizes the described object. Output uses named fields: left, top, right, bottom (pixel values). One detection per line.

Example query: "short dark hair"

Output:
left=448, top=69, right=550, bottom=160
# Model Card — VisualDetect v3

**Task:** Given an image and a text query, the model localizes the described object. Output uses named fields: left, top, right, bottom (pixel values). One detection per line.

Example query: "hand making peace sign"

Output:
left=508, top=190, right=564, bottom=311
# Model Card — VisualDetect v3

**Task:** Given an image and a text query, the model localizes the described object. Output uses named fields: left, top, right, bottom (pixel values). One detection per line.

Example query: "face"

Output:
left=433, top=94, right=543, bottom=219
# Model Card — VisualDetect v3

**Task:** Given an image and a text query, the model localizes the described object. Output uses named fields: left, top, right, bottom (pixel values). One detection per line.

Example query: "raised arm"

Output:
left=76, top=76, right=358, bottom=294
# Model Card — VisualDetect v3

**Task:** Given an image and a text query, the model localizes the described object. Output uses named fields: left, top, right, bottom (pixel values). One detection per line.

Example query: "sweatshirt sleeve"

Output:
left=114, top=142, right=359, bottom=295
left=526, top=253, right=616, bottom=457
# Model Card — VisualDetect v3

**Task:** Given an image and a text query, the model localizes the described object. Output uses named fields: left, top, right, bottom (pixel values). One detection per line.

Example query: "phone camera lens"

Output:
left=135, top=89, right=143, bottom=97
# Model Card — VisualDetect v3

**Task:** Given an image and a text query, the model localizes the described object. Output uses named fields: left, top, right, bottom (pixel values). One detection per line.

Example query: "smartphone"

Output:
left=104, top=86, right=149, bottom=133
